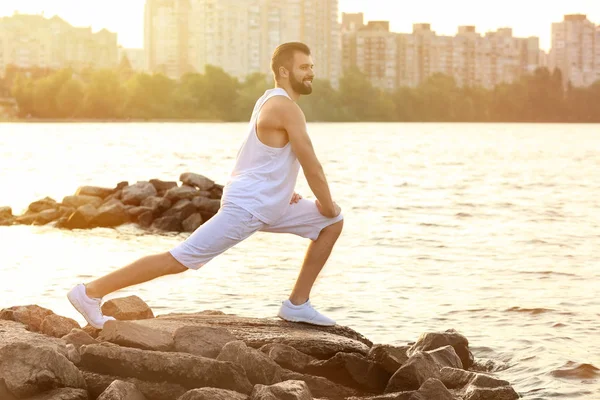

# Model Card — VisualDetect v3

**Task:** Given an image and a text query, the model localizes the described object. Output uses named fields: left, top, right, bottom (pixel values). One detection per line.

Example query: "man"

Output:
left=67, top=42, right=343, bottom=329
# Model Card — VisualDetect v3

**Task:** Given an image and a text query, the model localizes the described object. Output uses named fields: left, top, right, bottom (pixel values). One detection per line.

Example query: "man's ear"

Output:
left=279, top=66, right=289, bottom=79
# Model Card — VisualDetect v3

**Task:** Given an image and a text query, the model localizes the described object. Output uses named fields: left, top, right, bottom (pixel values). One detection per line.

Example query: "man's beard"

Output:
left=290, top=73, right=313, bottom=95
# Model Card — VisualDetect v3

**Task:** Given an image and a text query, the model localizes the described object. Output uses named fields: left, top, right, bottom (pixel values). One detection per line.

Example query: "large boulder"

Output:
left=75, top=186, right=115, bottom=199
left=217, top=340, right=283, bottom=385
left=97, top=380, right=147, bottom=400
left=83, top=371, right=187, bottom=400
left=62, top=204, right=98, bottom=229
left=304, top=351, right=390, bottom=393
left=40, top=314, right=80, bottom=338
left=25, top=388, right=89, bottom=400
left=177, top=388, right=248, bottom=400
left=165, top=186, right=200, bottom=202
left=191, top=197, right=221, bottom=214
left=180, top=173, right=215, bottom=191
left=173, top=325, right=237, bottom=358
left=182, top=213, right=203, bottom=232
left=0, top=342, right=86, bottom=398
left=122, top=182, right=158, bottom=206
left=151, top=216, right=182, bottom=232
left=408, top=329, right=473, bottom=369
left=250, top=380, right=312, bottom=400
left=385, top=351, right=441, bottom=393
left=101, top=296, right=154, bottom=320
left=98, top=320, right=173, bottom=351
left=34, top=209, right=62, bottom=225
left=0, top=320, right=68, bottom=356
left=92, top=201, right=130, bottom=228
left=260, top=343, right=317, bottom=372
left=1, top=304, right=55, bottom=332
left=280, top=370, right=358, bottom=399
left=62, top=195, right=103, bottom=209
left=367, top=344, right=410, bottom=375
left=0, top=206, right=13, bottom=220
left=27, top=197, right=59, bottom=213
left=141, top=197, right=171, bottom=215
left=62, top=328, right=98, bottom=349
left=149, top=179, right=178, bottom=193
left=80, top=343, right=253, bottom=394
left=163, top=199, right=196, bottom=221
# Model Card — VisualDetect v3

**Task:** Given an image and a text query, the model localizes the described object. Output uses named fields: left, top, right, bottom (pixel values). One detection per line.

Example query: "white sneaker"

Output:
left=277, top=299, right=336, bottom=326
left=67, top=284, right=115, bottom=329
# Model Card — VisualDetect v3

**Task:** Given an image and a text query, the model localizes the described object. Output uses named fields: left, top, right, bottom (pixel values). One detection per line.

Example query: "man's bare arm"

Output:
left=279, top=99, right=339, bottom=218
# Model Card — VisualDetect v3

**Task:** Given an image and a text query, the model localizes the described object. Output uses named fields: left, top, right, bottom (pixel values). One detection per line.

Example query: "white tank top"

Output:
left=221, top=88, right=301, bottom=224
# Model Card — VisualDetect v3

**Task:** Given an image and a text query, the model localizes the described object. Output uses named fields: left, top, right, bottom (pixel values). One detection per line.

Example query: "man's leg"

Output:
left=84, top=252, right=187, bottom=299
left=288, top=219, right=343, bottom=305
left=260, top=198, right=344, bottom=326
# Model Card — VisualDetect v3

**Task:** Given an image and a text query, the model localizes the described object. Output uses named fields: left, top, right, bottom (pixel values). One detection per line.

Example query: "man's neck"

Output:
left=274, top=83, right=299, bottom=102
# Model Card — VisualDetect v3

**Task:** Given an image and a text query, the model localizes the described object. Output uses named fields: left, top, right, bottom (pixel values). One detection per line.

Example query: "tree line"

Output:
left=1, top=62, right=599, bottom=122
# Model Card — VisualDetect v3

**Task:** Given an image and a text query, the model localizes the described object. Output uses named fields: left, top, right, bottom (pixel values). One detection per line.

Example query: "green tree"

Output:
left=82, top=70, right=124, bottom=118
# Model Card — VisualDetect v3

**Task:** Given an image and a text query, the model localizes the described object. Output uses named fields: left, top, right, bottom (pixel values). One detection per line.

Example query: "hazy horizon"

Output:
left=0, top=0, right=599, bottom=51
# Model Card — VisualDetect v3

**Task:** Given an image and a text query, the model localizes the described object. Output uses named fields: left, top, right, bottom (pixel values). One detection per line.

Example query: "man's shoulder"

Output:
left=261, top=95, right=302, bottom=119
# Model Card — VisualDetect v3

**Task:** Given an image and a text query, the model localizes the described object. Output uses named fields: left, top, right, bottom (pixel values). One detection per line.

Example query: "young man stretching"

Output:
left=68, top=42, right=343, bottom=328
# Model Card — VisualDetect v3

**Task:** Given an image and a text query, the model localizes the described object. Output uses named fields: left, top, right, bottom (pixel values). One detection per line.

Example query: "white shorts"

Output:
left=169, top=199, right=343, bottom=270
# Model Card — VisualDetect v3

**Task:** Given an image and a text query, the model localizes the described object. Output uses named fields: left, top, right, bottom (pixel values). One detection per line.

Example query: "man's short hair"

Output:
left=271, top=42, right=311, bottom=80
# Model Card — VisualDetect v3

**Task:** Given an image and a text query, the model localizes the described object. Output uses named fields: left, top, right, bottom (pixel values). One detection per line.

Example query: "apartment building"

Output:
left=550, top=14, right=597, bottom=87
left=145, top=0, right=340, bottom=83
left=118, top=48, right=146, bottom=71
left=0, top=13, right=118, bottom=72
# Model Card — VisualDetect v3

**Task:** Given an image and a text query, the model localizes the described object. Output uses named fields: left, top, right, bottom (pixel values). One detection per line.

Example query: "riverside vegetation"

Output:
left=1, top=61, right=599, bottom=123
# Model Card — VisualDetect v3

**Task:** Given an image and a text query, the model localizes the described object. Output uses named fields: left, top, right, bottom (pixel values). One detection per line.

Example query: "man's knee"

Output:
left=163, top=252, right=189, bottom=274
left=323, top=218, right=344, bottom=238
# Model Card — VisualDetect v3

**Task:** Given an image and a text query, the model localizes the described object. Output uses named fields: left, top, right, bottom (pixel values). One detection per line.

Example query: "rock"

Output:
left=250, top=380, right=312, bottom=400
left=9, top=304, right=55, bottom=332
left=62, top=195, right=103, bottom=209
left=92, top=201, right=130, bottom=227
left=80, top=343, right=253, bottom=394
left=128, top=206, right=156, bottom=218
left=191, top=197, right=221, bottom=214
left=440, top=367, right=475, bottom=389
left=75, top=186, right=114, bottom=199
left=280, top=369, right=358, bottom=399
left=137, top=210, right=155, bottom=228
left=182, top=213, right=203, bottom=232
left=463, top=386, right=520, bottom=400
left=82, top=324, right=101, bottom=339
left=408, top=329, right=474, bottom=370
left=145, top=312, right=372, bottom=359
left=151, top=216, right=182, bottom=232
left=40, top=314, right=80, bottom=338
left=469, top=373, right=511, bottom=388
left=209, top=185, right=223, bottom=200
left=0, top=320, right=68, bottom=356
left=173, top=325, right=237, bottom=358
left=101, top=295, right=154, bottom=320
left=83, top=371, right=187, bottom=400
left=66, top=343, right=81, bottom=365
left=58, top=206, right=76, bottom=217
left=427, top=345, right=463, bottom=369
left=34, top=209, right=62, bottom=225
left=15, top=213, right=38, bottom=225
left=385, top=351, right=441, bottom=393
left=260, top=343, right=317, bottom=372
left=27, top=197, right=58, bottom=213
left=98, top=380, right=147, bottom=400
left=217, top=340, right=283, bottom=385
left=122, top=182, right=158, bottom=206
left=62, top=328, right=98, bottom=349
left=115, top=181, right=129, bottom=191
left=180, top=173, right=215, bottom=191
left=141, top=196, right=172, bottom=214
left=102, top=190, right=123, bottom=204
left=0, top=379, right=17, bottom=400
left=368, top=344, right=410, bottom=375
left=177, top=388, right=249, bottom=400
left=198, top=211, right=216, bottom=223
left=62, top=204, right=99, bottom=229
left=98, top=320, right=173, bottom=351
left=165, top=186, right=200, bottom=202
left=163, top=199, right=197, bottom=221
left=304, top=351, right=390, bottom=393
left=0, top=342, right=86, bottom=398
left=26, top=388, right=89, bottom=400
left=0, top=206, right=13, bottom=220
left=149, top=179, right=178, bottom=192
left=412, top=378, right=454, bottom=400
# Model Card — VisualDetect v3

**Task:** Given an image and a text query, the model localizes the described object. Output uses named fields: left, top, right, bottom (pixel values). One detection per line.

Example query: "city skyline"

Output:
left=0, top=0, right=599, bottom=51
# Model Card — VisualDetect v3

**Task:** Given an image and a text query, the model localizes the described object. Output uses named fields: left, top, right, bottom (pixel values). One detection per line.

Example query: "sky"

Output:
left=0, top=0, right=599, bottom=51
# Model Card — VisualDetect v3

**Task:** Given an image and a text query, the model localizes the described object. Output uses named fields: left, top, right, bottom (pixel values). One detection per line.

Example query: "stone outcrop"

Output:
left=1, top=172, right=223, bottom=233
left=0, top=298, right=520, bottom=400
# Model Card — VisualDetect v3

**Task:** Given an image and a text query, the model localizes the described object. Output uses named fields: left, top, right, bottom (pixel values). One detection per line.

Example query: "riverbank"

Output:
left=0, top=299, right=520, bottom=400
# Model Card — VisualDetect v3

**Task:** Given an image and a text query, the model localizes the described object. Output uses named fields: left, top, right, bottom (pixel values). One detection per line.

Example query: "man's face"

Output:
left=287, top=52, right=314, bottom=95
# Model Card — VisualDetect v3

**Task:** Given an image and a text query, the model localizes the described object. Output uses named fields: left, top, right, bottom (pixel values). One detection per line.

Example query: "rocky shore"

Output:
left=0, top=298, right=520, bottom=400
left=0, top=173, right=223, bottom=233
